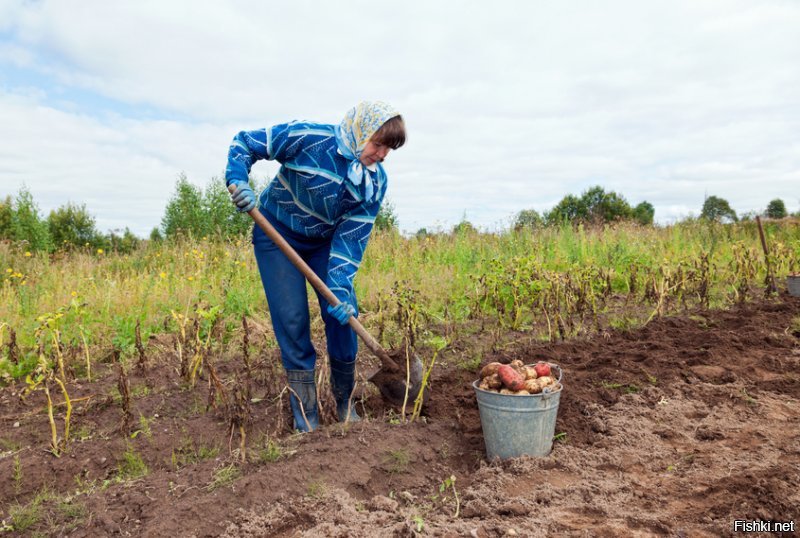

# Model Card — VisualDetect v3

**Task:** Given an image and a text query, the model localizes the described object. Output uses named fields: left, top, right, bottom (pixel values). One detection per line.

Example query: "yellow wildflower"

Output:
left=71, top=291, right=77, bottom=297
left=21, top=280, right=26, bottom=285
left=5, top=268, right=11, bottom=273
left=97, top=248, right=104, bottom=254
left=188, top=276, right=194, bottom=281
left=24, top=251, right=31, bottom=257
left=160, top=272, right=167, bottom=278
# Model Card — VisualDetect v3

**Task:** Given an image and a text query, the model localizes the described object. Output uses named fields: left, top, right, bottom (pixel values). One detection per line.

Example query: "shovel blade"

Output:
left=368, top=356, right=429, bottom=408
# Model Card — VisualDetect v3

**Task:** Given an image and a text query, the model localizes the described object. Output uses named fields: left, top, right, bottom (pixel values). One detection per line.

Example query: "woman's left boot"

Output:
left=330, top=358, right=361, bottom=423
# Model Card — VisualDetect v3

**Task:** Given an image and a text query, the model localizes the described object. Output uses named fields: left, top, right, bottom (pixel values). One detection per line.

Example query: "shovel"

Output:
left=230, top=185, right=427, bottom=408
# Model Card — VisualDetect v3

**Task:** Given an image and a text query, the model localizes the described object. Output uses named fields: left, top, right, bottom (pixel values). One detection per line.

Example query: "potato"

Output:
left=486, top=373, right=503, bottom=390
left=499, top=388, right=514, bottom=395
left=513, top=390, right=530, bottom=396
left=479, top=362, right=502, bottom=379
left=478, top=378, right=491, bottom=391
left=524, top=378, right=543, bottom=394
left=538, top=375, right=555, bottom=388
left=498, top=364, right=526, bottom=391
left=510, top=359, right=524, bottom=369
left=523, top=366, right=538, bottom=380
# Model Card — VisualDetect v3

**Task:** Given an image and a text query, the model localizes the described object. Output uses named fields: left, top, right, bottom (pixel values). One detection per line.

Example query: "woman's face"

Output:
left=359, top=139, right=391, bottom=167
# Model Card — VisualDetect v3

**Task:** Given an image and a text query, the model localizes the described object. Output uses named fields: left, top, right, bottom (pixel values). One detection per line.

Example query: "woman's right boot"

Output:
left=286, top=369, right=319, bottom=432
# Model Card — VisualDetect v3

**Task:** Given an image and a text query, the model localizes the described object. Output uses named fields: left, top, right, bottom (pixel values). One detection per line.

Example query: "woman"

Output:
left=225, top=101, right=406, bottom=432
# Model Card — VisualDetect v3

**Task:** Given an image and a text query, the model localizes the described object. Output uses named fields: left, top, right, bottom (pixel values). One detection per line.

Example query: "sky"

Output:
left=1, top=0, right=799, bottom=236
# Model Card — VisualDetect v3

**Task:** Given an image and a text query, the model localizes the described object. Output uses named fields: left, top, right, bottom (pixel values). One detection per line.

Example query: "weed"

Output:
left=0, top=438, right=21, bottom=453
left=457, top=354, right=481, bottom=372
left=600, top=380, right=639, bottom=394
left=306, top=480, right=326, bottom=498
left=609, top=315, right=641, bottom=332
left=116, top=445, right=148, bottom=481
left=13, top=454, right=22, bottom=495
left=437, top=474, right=460, bottom=518
left=130, top=414, right=154, bottom=440
left=386, top=448, right=410, bottom=474
left=411, top=514, right=425, bottom=532
left=257, top=438, right=283, bottom=464
left=740, top=388, right=758, bottom=406
left=6, top=489, right=52, bottom=532
left=130, top=384, right=151, bottom=398
left=56, top=498, right=87, bottom=520
left=74, top=424, right=93, bottom=441
left=553, top=431, right=568, bottom=443
left=600, top=381, right=622, bottom=390
left=171, top=437, right=220, bottom=469
left=8, top=499, right=42, bottom=532
left=386, top=409, right=402, bottom=425
left=206, top=463, right=240, bottom=491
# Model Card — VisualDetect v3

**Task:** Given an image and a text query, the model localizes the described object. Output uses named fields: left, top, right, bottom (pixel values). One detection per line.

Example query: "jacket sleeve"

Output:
left=224, top=123, right=300, bottom=186
left=325, top=185, right=386, bottom=305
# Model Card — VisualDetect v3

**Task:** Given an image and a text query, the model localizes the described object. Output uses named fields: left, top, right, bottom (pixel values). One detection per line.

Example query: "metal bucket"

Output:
left=788, top=275, right=800, bottom=297
left=473, top=364, right=563, bottom=460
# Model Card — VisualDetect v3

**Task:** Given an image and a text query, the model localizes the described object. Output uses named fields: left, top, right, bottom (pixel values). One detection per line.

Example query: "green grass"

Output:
left=116, top=445, right=148, bottom=481
left=206, top=464, right=240, bottom=491
left=1, top=220, right=798, bottom=381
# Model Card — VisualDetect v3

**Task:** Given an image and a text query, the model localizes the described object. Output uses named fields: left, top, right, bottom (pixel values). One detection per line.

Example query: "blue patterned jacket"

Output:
left=225, top=121, right=387, bottom=305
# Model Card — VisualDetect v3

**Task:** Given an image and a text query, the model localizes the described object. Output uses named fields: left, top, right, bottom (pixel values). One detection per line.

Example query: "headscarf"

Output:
left=334, top=101, right=399, bottom=203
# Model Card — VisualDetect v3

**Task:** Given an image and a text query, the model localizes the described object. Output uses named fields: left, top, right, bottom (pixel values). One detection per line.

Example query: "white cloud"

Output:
left=0, top=0, right=798, bottom=235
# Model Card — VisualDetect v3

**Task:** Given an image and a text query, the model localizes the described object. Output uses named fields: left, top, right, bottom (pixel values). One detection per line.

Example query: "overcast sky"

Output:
left=1, top=0, right=798, bottom=235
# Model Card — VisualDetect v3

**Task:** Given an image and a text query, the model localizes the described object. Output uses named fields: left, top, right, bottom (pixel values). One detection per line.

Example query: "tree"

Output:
left=513, top=209, right=543, bottom=230
left=581, top=186, right=632, bottom=223
left=374, top=199, right=399, bottom=232
left=700, top=195, right=737, bottom=223
left=545, top=186, right=640, bottom=225
left=10, top=187, right=52, bottom=251
left=104, top=227, right=140, bottom=254
left=48, top=202, right=101, bottom=248
left=546, top=194, right=586, bottom=224
left=161, top=174, right=206, bottom=237
left=0, top=195, right=12, bottom=240
left=765, top=198, right=787, bottom=219
left=632, top=201, right=655, bottom=225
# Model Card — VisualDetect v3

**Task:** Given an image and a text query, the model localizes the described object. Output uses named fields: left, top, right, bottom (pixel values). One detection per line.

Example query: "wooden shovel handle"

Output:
left=228, top=184, right=400, bottom=372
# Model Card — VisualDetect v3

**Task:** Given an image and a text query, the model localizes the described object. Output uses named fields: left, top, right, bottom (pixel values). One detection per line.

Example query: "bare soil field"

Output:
left=2, top=296, right=799, bottom=537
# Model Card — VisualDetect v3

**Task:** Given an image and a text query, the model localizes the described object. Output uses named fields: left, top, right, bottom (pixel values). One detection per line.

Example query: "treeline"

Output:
left=0, top=188, right=140, bottom=253
left=508, top=186, right=797, bottom=232
left=511, top=186, right=655, bottom=230
left=2, top=178, right=797, bottom=252
left=0, top=175, right=262, bottom=253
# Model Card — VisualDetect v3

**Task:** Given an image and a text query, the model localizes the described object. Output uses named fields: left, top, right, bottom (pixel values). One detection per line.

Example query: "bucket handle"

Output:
left=541, top=363, right=563, bottom=400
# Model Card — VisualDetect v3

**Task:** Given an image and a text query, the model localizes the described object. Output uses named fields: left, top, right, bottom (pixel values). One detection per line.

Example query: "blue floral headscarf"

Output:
left=334, top=101, right=399, bottom=203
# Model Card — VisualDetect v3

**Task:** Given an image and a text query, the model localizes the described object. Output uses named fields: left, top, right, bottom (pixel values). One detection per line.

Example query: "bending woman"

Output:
left=225, top=101, right=406, bottom=432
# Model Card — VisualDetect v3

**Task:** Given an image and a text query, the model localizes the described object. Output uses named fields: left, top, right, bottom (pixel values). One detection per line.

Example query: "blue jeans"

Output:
left=251, top=209, right=358, bottom=371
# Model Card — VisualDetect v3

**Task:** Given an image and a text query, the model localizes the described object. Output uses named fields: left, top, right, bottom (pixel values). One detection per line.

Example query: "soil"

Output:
left=1, top=296, right=799, bottom=537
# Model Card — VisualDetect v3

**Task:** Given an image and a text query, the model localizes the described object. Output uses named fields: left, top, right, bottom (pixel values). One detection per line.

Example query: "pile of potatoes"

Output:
left=477, top=360, right=558, bottom=395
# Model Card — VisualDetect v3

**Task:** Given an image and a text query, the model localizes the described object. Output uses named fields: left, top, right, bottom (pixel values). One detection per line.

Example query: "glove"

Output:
left=327, top=302, right=356, bottom=325
left=230, top=182, right=256, bottom=213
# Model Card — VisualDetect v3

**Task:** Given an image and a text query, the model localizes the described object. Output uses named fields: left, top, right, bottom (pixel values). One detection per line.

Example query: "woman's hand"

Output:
left=327, top=302, right=356, bottom=325
left=230, top=182, right=256, bottom=213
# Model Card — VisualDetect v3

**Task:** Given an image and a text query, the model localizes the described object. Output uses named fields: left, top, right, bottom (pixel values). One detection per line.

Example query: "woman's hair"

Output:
left=372, top=115, right=406, bottom=150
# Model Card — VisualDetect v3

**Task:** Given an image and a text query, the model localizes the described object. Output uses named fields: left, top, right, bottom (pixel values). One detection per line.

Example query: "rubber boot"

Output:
left=330, top=359, right=361, bottom=423
left=286, top=369, right=319, bottom=432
